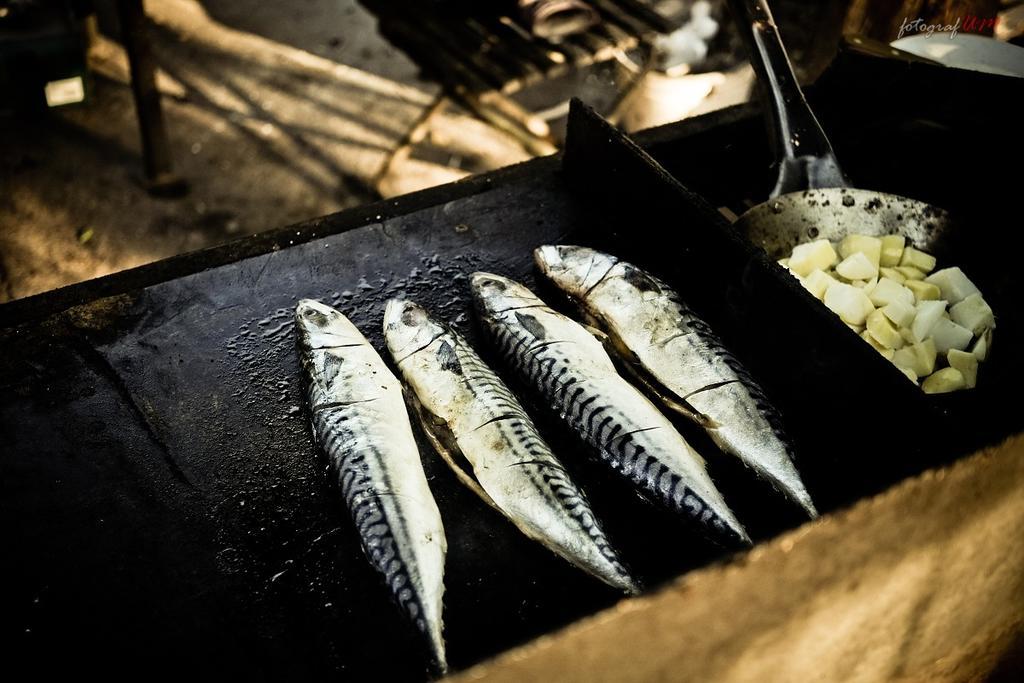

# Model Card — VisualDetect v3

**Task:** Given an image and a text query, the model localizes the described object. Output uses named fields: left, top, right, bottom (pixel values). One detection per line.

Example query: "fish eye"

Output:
left=400, top=305, right=426, bottom=326
left=303, top=309, right=329, bottom=326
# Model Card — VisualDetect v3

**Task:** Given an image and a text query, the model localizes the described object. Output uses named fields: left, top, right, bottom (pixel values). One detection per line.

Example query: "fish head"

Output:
left=295, top=299, right=364, bottom=350
left=534, top=245, right=618, bottom=299
left=470, top=272, right=543, bottom=319
left=383, top=298, right=445, bottom=360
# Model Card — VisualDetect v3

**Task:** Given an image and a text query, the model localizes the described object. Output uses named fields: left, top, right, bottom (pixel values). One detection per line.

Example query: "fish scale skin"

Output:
left=534, top=245, right=817, bottom=517
left=470, top=274, right=749, bottom=546
left=295, top=299, right=447, bottom=673
left=385, top=300, right=638, bottom=593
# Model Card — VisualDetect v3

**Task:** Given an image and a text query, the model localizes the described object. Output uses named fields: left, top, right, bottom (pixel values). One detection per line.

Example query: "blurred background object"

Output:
left=0, top=0, right=91, bottom=114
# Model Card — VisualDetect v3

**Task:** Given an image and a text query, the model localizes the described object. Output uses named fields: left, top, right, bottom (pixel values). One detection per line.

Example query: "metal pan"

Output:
left=726, top=0, right=957, bottom=257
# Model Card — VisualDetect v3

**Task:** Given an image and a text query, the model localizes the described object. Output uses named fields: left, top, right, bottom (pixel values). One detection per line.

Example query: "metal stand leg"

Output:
left=115, top=0, right=187, bottom=196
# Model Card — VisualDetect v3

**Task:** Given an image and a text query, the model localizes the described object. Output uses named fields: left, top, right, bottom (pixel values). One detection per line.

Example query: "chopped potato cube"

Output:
left=930, top=318, right=973, bottom=353
left=882, top=300, right=916, bottom=328
left=879, top=267, right=906, bottom=284
left=899, top=246, right=937, bottom=273
left=972, top=329, right=991, bottom=362
left=880, top=235, right=906, bottom=267
left=893, top=338, right=937, bottom=377
left=900, top=327, right=916, bottom=344
left=905, top=280, right=942, bottom=302
left=866, top=309, right=903, bottom=349
left=836, top=252, right=878, bottom=280
left=947, top=349, right=978, bottom=389
left=922, top=367, right=966, bottom=394
left=949, top=293, right=995, bottom=335
left=789, top=239, right=838, bottom=277
left=910, top=300, right=947, bottom=342
left=869, top=277, right=913, bottom=307
left=924, top=267, right=980, bottom=304
left=824, top=282, right=874, bottom=326
left=861, top=330, right=896, bottom=360
left=973, top=339, right=988, bottom=361
left=800, top=269, right=835, bottom=300
left=861, top=329, right=885, bottom=351
left=839, top=234, right=882, bottom=267
left=895, top=266, right=926, bottom=281
left=778, top=258, right=790, bottom=268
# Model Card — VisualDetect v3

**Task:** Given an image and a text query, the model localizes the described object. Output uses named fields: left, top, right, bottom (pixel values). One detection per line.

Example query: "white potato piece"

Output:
left=861, top=330, right=894, bottom=357
left=869, top=277, right=913, bottom=307
left=882, top=300, right=916, bottom=328
left=880, top=235, right=905, bottom=267
left=899, top=247, right=937, bottom=273
left=947, top=349, right=978, bottom=389
left=895, top=266, right=926, bottom=281
left=924, top=267, right=980, bottom=304
left=972, top=329, right=991, bottom=361
left=893, top=338, right=937, bottom=377
left=879, top=267, right=906, bottom=284
left=867, top=309, right=903, bottom=349
left=930, top=318, right=973, bottom=353
left=839, top=234, right=882, bottom=267
left=789, top=239, right=838, bottom=277
left=922, top=367, right=965, bottom=394
left=949, top=293, right=995, bottom=335
left=910, top=300, right=948, bottom=342
left=905, top=280, right=942, bottom=302
left=836, top=252, right=878, bottom=280
left=799, top=269, right=835, bottom=300
left=825, top=282, right=875, bottom=326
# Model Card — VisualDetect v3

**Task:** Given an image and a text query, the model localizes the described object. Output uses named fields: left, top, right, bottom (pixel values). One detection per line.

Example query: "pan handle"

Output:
left=728, top=0, right=849, bottom=196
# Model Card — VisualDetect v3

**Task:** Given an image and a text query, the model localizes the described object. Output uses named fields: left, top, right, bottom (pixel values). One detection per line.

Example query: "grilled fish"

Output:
left=470, top=273, right=750, bottom=546
left=534, top=245, right=817, bottom=517
left=384, top=299, right=639, bottom=594
left=295, top=299, right=448, bottom=672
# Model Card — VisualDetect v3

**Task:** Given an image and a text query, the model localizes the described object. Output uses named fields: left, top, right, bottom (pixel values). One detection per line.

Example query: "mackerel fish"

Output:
left=534, top=245, right=817, bottom=517
left=295, top=299, right=448, bottom=672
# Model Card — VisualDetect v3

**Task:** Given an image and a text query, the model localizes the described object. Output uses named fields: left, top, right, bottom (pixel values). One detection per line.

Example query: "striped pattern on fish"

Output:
left=534, top=245, right=817, bottom=517
left=384, top=299, right=638, bottom=593
left=469, top=273, right=749, bottom=546
left=295, top=299, right=448, bottom=673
